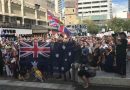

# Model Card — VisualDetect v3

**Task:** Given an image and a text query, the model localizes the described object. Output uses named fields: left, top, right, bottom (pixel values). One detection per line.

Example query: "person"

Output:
left=116, top=32, right=127, bottom=77
left=0, top=44, right=4, bottom=76
left=78, top=64, right=90, bottom=88
left=77, top=42, right=91, bottom=88
left=49, top=38, right=55, bottom=77
left=80, top=42, right=89, bottom=64
left=103, top=48, right=114, bottom=72
left=74, top=42, right=82, bottom=64
left=32, top=67, right=44, bottom=82
left=10, top=46, right=19, bottom=78
left=127, top=46, right=130, bottom=61
left=19, top=57, right=27, bottom=81
left=98, top=49, right=106, bottom=70
left=4, top=46, right=13, bottom=77
left=90, top=48, right=100, bottom=67
left=127, top=45, right=130, bottom=76
left=19, top=66, right=26, bottom=81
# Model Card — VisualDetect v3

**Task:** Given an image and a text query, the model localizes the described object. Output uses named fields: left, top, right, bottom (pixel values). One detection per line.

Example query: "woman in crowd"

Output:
left=4, top=45, right=13, bottom=77
left=80, top=42, right=90, bottom=64
left=103, top=48, right=115, bottom=72
left=78, top=64, right=90, bottom=88
left=90, top=48, right=100, bottom=67
left=10, top=45, right=19, bottom=78
left=77, top=42, right=91, bottom=88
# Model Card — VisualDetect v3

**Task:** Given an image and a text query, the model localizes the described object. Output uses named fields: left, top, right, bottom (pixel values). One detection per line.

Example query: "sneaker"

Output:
left=84, top=85, right=89, bottom=88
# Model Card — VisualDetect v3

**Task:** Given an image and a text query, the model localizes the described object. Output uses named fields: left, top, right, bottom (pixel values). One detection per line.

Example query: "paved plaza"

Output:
left=0, top=61, right=130, bottom=90
left=0, top=79, right=130, bottom=90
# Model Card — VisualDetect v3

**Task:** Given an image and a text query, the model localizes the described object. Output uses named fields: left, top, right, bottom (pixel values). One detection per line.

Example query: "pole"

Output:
left=21, top=0, right=24, bottom=24
left=1, top=0, right=5, bottom=22
left=81, top=1, right=83, bottom=24
left=35, top=9, right=38, bottom=25
left=35, top=4, right=40, bottom=25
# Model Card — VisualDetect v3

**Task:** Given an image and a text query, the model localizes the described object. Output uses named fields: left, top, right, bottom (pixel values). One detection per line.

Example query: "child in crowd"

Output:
left=31, top=61, right=45, bottom=82
left=32, top=67, right=44, bottom=82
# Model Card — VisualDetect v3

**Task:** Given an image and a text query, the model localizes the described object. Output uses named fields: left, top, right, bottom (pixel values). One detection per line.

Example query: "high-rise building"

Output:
left=65, top=0, right=75, bottom=8
left=128, top=0, right=130, bottom=18
left=55, top=0, right=62, bottom=15
left=64, top=0, right=79, bottom=25
left=47, top=0, right=55, bottom=11
left=128, top=0, right=130, bottom=12
left=78, top=0, right=112, bottom=22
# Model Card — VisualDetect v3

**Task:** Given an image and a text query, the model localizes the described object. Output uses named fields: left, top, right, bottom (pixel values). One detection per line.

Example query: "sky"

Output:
left=52, top=0, right=128, bottom=18
left=112, top=0, right=128, bottom=18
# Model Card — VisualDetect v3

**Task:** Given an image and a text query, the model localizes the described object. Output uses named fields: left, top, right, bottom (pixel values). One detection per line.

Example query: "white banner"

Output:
left=0, top=28, right=32, bottom=35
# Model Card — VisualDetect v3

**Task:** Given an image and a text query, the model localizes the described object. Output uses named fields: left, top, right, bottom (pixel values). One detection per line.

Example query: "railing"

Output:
left=0, top=22, right=56, bottom=30
left=0, top=22, right=31, bottom=29
left=11, top=0, right=21, bottom=5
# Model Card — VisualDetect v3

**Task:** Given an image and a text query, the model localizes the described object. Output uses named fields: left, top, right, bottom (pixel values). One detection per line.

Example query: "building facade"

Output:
left=64, top=7, right=79, bottom=25
left=55, top=0, right=62, bottom=16
left=0, top=0, right=56, bottom=27
left=128, top=0, right=130, bottom=12
left=64, top=0, right=79, bottom=25
left=128, top=0, right=130, bottom=19
left=77, top=0, right=112, bottom=22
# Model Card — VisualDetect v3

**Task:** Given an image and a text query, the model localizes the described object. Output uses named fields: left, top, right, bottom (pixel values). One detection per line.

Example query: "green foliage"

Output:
left=123, top=19, right=130, bottom=32
left=82, top=19, right=100, bottom=34
left=107, top=18, right=130, bottom=32
left=80, top=18, right=130, bottom=34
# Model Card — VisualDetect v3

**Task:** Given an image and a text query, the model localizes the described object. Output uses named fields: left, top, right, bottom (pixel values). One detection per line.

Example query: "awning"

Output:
left=32, top=25, right=57, bottom=33
left=32, top=29, right=48, bottom=33
left=44, top=26, right=57, bottom=30
left=32, top=25, right=57, bottom=30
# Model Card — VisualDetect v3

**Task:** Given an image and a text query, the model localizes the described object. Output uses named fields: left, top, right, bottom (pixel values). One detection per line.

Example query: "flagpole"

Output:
left=46, top=1, right=49, bottom=36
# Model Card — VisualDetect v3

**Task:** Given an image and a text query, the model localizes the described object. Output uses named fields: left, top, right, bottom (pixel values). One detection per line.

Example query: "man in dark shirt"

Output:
left=116, top=32, right=127, bottom=77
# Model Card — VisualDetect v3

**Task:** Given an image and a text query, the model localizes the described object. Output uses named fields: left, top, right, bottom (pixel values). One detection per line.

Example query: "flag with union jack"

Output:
left=19, top=40, right=50, bottom=60
left=47, top=10, right=59, bottom=27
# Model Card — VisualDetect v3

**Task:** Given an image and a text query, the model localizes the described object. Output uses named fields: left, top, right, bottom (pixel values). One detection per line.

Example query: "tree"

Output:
left=107, top=18, right=125, bottom=32
left=82, top=19, right=100, bottom=34
left=123, top=19, right=130, bottom=32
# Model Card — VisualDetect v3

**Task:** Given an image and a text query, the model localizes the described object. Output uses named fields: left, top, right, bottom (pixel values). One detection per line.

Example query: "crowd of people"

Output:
left=0, top=32, right=129, bottom=88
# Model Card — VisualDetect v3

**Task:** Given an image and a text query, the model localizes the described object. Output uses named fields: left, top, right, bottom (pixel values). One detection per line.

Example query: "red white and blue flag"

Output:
left=58, top=25, right=71, bottom=36
left=19, top=40, right=50, bottom=59
left=47, top=10, right=71, bottom=36
left=47, top=11, right=59, bottom=27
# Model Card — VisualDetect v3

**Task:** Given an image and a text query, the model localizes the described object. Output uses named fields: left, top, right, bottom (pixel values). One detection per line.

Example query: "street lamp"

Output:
left=35, top=4, right=40, bottom=25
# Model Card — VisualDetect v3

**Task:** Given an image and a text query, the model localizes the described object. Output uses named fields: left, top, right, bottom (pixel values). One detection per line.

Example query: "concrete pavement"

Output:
left=0, top=80, right=130, bottom=90
left=0, top=61, right=130, bottom=90
left=77, top=61, right=130, bottom=87
left=0, top=80, right=75, bottom=90
left=78, top=70, right=130, bottom=87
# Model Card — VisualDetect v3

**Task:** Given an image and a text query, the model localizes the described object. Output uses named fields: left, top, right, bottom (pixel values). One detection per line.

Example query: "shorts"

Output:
left=78, top=70, right=90, bottom=78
